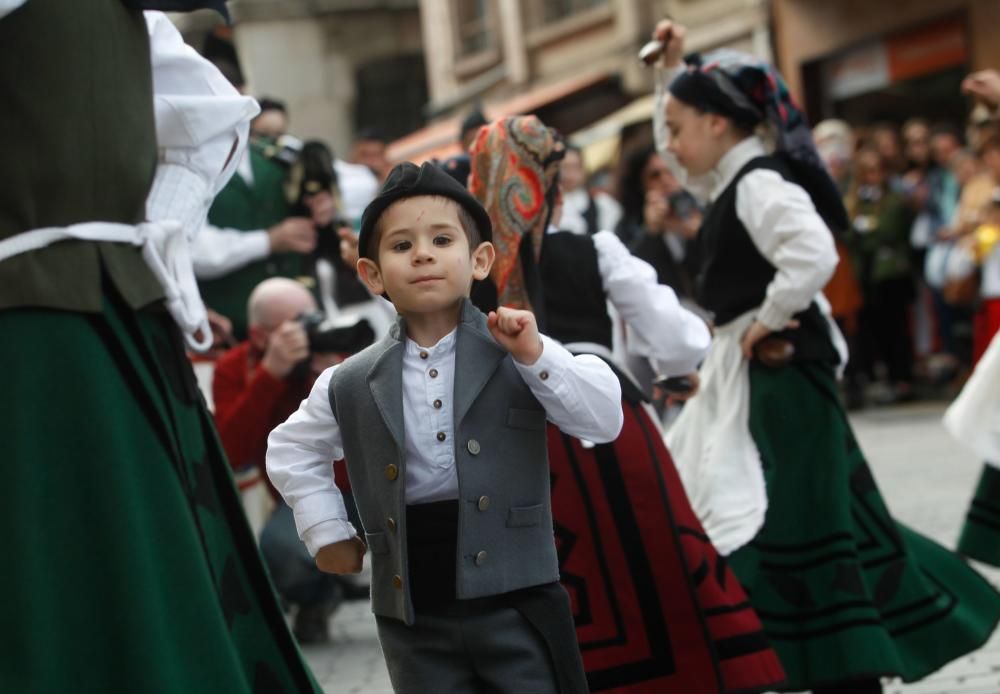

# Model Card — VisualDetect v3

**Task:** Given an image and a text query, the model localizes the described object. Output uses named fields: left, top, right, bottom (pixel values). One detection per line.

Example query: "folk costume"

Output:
left=0, top=4, right=319, bottom=692
left=945, top=329, right=1000, bottom=567
left=267, top=162, right=625, bottom=694
left=659, top=51, right=1000, bottom=691
left=469, top=115, right=786, bottom=693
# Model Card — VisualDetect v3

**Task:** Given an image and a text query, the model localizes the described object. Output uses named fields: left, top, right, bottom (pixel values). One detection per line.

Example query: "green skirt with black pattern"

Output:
left=0, top=286, right=320, bottom=693
left=728, top=361, right=1000, bottom=690
left=958, top=464, right=1000, bottom=567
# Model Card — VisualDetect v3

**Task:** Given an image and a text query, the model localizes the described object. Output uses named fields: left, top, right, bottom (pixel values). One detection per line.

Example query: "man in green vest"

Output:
left=196, top=98, right=328, bottom=340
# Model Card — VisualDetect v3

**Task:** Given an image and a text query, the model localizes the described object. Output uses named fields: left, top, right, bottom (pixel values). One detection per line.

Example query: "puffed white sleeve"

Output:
left=143, top=11, right=260, bottom=236
left=0, top=0, right=27, bottom=20
left=735, top=169, right=838, bottom=330
left=593, top=231, right=710, bottom=376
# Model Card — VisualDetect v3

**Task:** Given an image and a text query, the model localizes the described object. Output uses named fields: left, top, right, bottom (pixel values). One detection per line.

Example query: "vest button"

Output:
left=387, top=517, right=397, bottom=532
left=385, top=463, right=399, bottom=481
left=467, top=439, right=481, bottom=455
left=436, top=431, right=446, bottom=442
left=474, top=550, right=488, bottom=567
left=429, top=368, right=439, bottom=378
left=419, top=351, right=428, bottom=360
left=477, top=495, right=490, bottom=512
left=433, top=399, right=443, bottom=409
left=392, top=575, right=403, bottom=590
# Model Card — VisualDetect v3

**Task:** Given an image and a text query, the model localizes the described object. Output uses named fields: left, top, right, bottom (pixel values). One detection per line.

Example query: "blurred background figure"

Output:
left=213, top=277, right=374, bottom=645
left=557, top=144, right=622, bottom=236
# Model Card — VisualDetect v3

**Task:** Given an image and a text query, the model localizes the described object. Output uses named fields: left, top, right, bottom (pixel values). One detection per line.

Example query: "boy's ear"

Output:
left=471, top=241, right=495, bottom=281
left=356, top=257, right=385, bottom=295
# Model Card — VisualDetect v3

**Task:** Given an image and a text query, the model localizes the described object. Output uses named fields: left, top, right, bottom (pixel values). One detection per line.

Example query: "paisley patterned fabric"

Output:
left=468, top=116, right=563, bottom=310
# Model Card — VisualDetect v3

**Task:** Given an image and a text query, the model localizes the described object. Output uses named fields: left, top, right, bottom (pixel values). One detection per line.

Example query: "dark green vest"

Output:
left=0, top=0, right=162, bottom=312
left=199, top=145, right=304, bottom=339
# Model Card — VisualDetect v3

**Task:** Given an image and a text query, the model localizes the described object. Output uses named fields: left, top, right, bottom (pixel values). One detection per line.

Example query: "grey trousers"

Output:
left=375, top=603, right=559, bottom=694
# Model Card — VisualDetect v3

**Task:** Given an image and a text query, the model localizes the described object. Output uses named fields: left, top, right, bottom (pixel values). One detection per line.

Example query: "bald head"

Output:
left=247, top=278, right=316, bottom=331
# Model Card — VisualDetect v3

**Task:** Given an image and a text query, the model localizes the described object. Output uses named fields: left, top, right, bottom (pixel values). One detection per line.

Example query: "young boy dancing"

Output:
left=267, top=161, right=624, bottom=693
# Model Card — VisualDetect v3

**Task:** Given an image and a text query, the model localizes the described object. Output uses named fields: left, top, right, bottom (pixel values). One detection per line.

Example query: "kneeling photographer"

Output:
left=213, top=277, right=374, bottom=645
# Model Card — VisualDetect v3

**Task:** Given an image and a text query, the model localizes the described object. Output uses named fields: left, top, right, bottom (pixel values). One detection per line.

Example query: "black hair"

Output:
left=256, top=97, right=288, bottom=115
left=354, top=126, right=389, bottom=144
left=617, top=144, right=658, bottom=224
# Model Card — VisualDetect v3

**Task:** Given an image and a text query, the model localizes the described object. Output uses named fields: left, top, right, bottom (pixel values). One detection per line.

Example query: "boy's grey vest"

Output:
left=328, top=299, right=560, bottom=625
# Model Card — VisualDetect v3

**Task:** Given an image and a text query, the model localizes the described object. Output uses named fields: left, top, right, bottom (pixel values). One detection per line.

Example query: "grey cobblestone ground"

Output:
left=302, top=402, right=1000, bottom=693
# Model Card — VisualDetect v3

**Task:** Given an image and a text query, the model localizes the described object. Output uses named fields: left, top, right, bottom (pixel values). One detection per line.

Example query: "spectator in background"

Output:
left=349, top=126, right=391, bottom=181
left=213, top=277, right=372, bottom=644
left=846, top=148, right=917, bottom=402
left=815, top=119, right=865, bottom=408
left=558, top=144, right=622, bottom=236
left=459, top=104, right=489, bottom=152
left=871, top=121, right=906, bottom=176
left=194, top=98, right=326, bottom=340
left=616, top=145, right=701, bottom=301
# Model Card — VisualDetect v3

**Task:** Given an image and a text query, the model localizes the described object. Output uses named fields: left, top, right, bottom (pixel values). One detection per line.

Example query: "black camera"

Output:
left=667, top=190, right=698, bottom=220
left=297, top=313, right=375, bottom=355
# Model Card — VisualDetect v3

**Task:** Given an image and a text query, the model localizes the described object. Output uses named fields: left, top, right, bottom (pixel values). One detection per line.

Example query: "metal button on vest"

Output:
left=392, top=575, right=403, bottom=590
left=419, top=351, right=428, bottom=360
left=436, top=431, right=446, bottom=442
left=385, top=463, right=399, bottom=481
left=387, top=517, right=397, bottom=532
left=474, top=550, right=488, bottom=566
left=477, top=496, right=490, bottom=511
left=433, top=399, right=443, bottom=409
left=539, top=370, right=550, bottom=381
left=466, top=439, right=481, bottom=455
left=429, top=368, right=439, bottom=378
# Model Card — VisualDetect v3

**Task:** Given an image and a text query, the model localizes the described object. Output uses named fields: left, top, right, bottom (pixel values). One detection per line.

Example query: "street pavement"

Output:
left=300, top=401, right=1000, bottom=693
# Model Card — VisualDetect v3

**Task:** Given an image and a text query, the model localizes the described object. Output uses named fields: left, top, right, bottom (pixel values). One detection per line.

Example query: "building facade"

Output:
left=772, top=0, right=1000, bottom=126
left=174, top=1, right=429, bottom=157
left=393, top=0, right=771, bottom=163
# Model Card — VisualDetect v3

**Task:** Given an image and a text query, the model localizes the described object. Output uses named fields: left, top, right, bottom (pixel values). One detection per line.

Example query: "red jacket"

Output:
left=213, top=342, right=349, bottom=497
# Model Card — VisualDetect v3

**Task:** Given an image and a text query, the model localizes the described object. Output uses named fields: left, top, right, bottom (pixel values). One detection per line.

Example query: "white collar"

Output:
left=405, top=327, right=457, bottom=358
left=709, top=136, right=766, bottom=201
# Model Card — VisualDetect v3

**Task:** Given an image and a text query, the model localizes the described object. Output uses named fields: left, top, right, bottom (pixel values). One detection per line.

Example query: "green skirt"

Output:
left=958, top=464, right=1000, bottom=567
left=728, top=362, right=1000, bottom=690
left=0, top=288, right=320, bottom=693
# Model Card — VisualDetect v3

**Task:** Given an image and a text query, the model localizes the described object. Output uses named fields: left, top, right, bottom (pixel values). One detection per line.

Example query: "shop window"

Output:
left=452, top=0, right=497, bottom=58
left=532, top=0, right=607, bottom=25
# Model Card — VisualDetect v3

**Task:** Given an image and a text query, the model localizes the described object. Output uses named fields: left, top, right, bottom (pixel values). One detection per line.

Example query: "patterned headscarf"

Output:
left=468, top=116, right=564, bottom=310
left=669, top=49, right=848, bottom=232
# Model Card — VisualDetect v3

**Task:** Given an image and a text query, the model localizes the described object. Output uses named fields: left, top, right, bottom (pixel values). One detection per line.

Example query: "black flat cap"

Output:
left=358, top=161, right=492, bottom=259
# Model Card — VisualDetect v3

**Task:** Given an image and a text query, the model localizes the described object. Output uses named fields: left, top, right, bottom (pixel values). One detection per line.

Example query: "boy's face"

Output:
left=665, top=98, right=728, bottom=177
left=357, top=196, right=494, bottom=317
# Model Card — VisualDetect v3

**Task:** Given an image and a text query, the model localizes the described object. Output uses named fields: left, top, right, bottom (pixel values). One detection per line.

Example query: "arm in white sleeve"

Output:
left=514, top=336, right=623, bottom=443
left=0, top=0, right=26, bottom=20
left=192, top=225, right=271, bottom=279
left=736, top=169, right=839, bottom=330
left=266, top=366, right=356, bottom=555
left=143, top=11, right=259, bottom=235
left=592, top=231, right=710, bottom=376
left=653, top=65, right=684, bottom=158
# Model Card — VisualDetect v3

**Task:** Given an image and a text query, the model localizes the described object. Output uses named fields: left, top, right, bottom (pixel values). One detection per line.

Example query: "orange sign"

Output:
left=886, top=18, right=967, bottom=82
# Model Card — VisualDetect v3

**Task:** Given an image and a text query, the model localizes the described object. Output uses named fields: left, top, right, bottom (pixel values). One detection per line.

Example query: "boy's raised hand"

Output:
left=315, top=536, right=367, bottom=575
left=488, top=307, right=544, bottom=365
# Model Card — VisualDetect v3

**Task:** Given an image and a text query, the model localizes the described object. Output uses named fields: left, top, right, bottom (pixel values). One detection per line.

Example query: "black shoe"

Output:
left=292, top=603, right=330, bottom=645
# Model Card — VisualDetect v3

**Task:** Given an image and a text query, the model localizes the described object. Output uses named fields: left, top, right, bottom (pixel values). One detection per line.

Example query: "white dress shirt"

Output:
left=267, top=327, right=623, bottom=555
left=560, top=188, right=623, bottom=237
left=589, top=230, right=710, bottom=376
